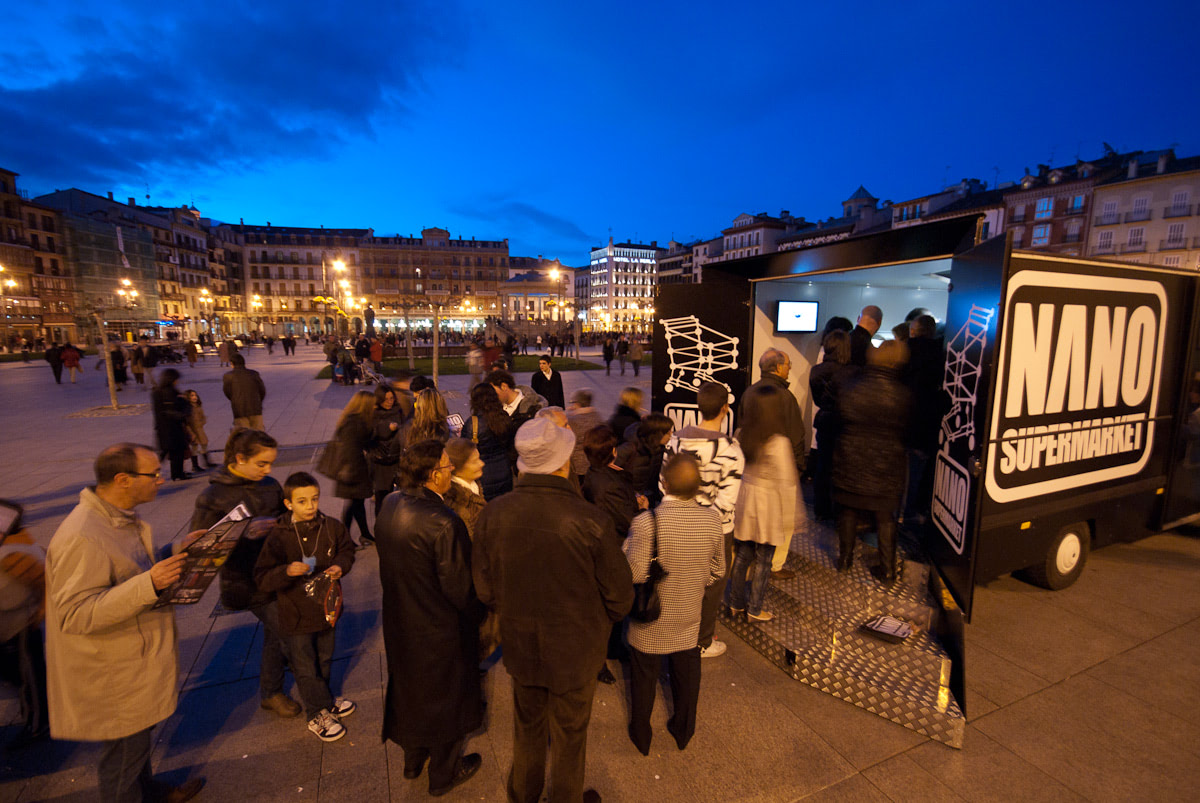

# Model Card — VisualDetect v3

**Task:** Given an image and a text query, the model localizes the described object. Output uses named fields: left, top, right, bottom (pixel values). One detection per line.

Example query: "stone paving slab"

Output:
left=2, top=347, right=1199, bottom=801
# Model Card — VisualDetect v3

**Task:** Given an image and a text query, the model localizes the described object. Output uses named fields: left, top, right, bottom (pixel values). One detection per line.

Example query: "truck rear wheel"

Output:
left=1019, top=522, right=1090, bottom=590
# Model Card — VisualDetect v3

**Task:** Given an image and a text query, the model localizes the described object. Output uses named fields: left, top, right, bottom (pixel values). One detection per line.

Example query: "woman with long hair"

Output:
left=333, top=390, right=377, bottom=547
left=459, top=383, right=515, bottom=500
left=442, top=437, right=487, bottom=539
left=614, top=413, right=674, bottom=508
left=151, top=368, right=192, bottom=481
left=725, top=383, right=799, bottom=622
left=609, top=386, right=644, bottom=446
left=404, top=388, right=451, bottom=446
left=370, top=384, right=407, bottom=515
left=184, top=389, right=216, bottom=471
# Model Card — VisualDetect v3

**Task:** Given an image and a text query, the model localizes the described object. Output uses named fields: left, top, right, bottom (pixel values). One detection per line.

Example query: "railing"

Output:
left=1090, top=244, right=1116, bottom=256
left=1124, top=209, right=1152, bottom=223
left=1163, top=204, right=1193, bottom=219
left=1160, top=238, right=1189, bottom=251
left=1063, top=233, right=1082, bottom=243
left=1010, top=212, right=1026, bottom=224
left=1062, top=206, right=1086, bottom=217
left=1094, top=214, right=1120, bottom=226
left=1120, top=242, right=1147, bottom=254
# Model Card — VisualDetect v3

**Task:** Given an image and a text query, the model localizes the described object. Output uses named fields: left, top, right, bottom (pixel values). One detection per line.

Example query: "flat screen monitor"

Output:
left=775, top=300, right=819, bottom=333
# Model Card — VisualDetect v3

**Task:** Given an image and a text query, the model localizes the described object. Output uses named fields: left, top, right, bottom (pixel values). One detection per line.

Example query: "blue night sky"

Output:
left=3, top=1, right=1198, bottom=264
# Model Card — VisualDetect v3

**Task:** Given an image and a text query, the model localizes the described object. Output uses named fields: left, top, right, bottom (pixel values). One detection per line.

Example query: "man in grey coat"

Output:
left=222, top=353, right=266, bottom=430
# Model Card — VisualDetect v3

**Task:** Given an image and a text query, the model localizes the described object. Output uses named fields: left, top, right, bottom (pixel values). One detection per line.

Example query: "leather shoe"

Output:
left=583, top=790, right=602, bottom=803
left=163, top=777, right=205, bottom=803
left=260, top=693, right=302, bottom=718
left=597, top=665, right=617, bottom=685
left=403, top=754, right=427, bottom=780
left=429, top=753, right=481, bottom=797
left=771, top=569, right=795, bottom=580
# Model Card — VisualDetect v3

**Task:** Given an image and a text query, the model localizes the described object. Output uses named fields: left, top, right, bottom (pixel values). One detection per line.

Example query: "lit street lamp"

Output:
left=251, top=294, right=264, bottom=336
left=0, top=264, right=17, bottom=351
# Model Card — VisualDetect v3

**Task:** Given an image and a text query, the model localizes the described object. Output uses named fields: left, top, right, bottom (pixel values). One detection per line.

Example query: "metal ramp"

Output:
left=720, top=517, right=966, bottom=748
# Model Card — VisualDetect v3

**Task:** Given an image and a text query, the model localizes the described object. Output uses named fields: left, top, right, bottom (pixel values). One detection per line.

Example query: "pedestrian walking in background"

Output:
left=624, top=454, right=725, bottom=755
left=191, top=429, right=299, bottom=720
left=184, top=390, right=215, bottom=469
left=45, top=444, right=205, bottom=803
left=617, top=335, right=630, bottom=375
left=185, top=340, right=199, bottom=367
left=602, top=336, right=615, bottom=375
left=60, top=342, right=81, bottom=384
left=107, top=342, right=128, bottom=390
left=460, top=383, right=517, bottom=500
left=833, top=340, right=912, bottom=585
left=726, top=383, right=799, bottom=623
left=151, top=368, right=192, bottom=481
left=44, top=343, right=63, bottom=384
left=376, top=440, right=485, bottom=796
left=223, top=353, right=267, bottom=430
left=629, top=337, right=644, bottom=377
left=217, top=339, right=231, bottom=367
left=474, top=418, right=634, bottom=803
left=254, top=472, right=356, bottom=742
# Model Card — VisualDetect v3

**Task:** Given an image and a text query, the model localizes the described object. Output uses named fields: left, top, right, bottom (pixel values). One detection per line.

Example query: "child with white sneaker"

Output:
left=254, top=472, right=357, bottom=741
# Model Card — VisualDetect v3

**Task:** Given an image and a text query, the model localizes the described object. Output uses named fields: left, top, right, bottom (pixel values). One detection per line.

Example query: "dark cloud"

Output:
left=451, top=196, right=597, bottom=254
left=0, top=0, right=461, bottom=192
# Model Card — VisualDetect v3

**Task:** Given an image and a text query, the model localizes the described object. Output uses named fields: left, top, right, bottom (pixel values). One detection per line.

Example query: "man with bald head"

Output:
left=850, top=305, right=883, bottom=366
left=45, top=443, right=204, bottom=802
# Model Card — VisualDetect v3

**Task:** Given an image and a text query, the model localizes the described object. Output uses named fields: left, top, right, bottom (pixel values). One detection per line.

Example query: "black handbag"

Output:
left=629, top=511, right=668, bottom=623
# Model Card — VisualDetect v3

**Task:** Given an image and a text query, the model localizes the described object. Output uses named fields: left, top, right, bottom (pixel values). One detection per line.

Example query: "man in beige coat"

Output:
left=45, top=443, right=204, bottom=802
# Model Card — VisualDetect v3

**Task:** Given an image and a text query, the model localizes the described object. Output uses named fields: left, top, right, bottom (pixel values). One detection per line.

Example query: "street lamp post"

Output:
left=116, top=278, right=140, bottom=342
left=251, top=295, right=264, bottom=338
left=199, top=288, right=213, bottom=340
left=0, top=264, right=16, bottom=352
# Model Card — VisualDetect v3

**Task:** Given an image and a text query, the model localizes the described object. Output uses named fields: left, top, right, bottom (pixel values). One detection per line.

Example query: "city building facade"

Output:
left=586, top=238, right=665, bottom=333
left=1088, top=151, right=1200, bottom=270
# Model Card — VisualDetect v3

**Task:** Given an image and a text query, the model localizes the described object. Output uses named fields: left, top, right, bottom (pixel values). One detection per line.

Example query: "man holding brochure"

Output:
left=44, top=443, right=205, bottom=803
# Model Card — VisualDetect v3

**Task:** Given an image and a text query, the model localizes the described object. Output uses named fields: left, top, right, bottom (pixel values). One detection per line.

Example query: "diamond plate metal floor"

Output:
left=720, top=516, right=966, bottom=748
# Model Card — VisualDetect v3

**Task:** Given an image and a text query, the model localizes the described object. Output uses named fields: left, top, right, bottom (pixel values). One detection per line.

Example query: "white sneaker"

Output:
left=331, top=697, right=356, bottom=718
left=308, top=709, right=346, bottom=742
left=700, top=639, right=727, bottom=658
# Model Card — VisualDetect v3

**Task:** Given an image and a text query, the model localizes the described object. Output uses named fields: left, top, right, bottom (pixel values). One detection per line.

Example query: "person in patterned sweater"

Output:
left=659, top=381, right=744, bottom=658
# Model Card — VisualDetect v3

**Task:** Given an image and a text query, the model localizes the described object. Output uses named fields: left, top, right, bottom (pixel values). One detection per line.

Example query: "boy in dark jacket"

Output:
left=254, top=472, right=357, bottom=742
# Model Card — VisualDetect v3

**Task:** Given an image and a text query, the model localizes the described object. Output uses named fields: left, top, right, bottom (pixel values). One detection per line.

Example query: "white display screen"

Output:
left=776, top=301, right=819, bottom=333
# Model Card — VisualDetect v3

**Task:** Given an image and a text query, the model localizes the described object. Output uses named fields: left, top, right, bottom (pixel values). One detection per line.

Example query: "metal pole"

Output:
left=93, top=311, right=119, bottom=410
left=432, top=305, right=441, bottom=388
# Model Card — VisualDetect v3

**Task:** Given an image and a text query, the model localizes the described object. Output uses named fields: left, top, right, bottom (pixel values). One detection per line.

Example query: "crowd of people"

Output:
left=1, top=306, right=949, bottom=803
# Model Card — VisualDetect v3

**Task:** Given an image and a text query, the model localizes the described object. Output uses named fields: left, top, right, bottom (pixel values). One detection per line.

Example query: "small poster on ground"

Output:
left=153, top=504, right=252, bottom=607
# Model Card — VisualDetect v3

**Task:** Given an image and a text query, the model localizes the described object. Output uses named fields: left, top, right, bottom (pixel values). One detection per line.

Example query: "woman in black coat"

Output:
left=332, top=391, right=376, bottom=546
left=608, top=386, right=645, bottom=446
left=808, top=329, right=853, bottom=521
left=615, top=413, right=674, bottom=508
left=832, top=341, right=912, bottom=584
left=459, top=383, right=516, bottom=500
left=151, top=368, right=192, bottom=480
left=376, top=439, right=484, bottom=793
left=370, top=384, right=408, bottom=515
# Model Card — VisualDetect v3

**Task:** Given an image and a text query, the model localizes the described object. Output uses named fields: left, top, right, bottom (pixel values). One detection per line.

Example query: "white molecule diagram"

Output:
left=940, top=304, right=995, bottom=450
left=660, top=315, right=739, bottom=402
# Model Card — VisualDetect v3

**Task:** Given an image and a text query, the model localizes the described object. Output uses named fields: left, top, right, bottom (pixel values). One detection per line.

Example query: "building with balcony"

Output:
left=656, top=240, right=700, bottom=285
left=502, top=257, right=574, bottom=328
left=586, top=238, right=665, bottom=333
left=1089, top=151, right=1200, bottom=270
left=1001, top=149, right=1135, bottom=255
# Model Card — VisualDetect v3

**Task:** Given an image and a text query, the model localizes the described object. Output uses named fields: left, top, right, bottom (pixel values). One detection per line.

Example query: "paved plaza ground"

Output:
left=1, top=344, right=1198, bottom=802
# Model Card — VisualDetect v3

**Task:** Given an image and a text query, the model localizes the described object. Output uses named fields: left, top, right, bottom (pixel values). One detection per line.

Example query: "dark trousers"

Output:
left=404, top=738, right=464, bottom=791
left=50, top=364, right=63, bottom=383
left=341, top=498, right=372, bottom=542
left=508, top=677, right=597, bottom=803
left=251, top=601, right=289, bottom=700
left=282, top=628, right=336, bottom=719
left=98, top=726, right=157, bottom=802
left=0, top=623, right=48, bottom=736
left=627, top=646, right=701, bottom=755
left=812, top=432, right=838, bottom=519
left=697, top=529, right=734, bottom=648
